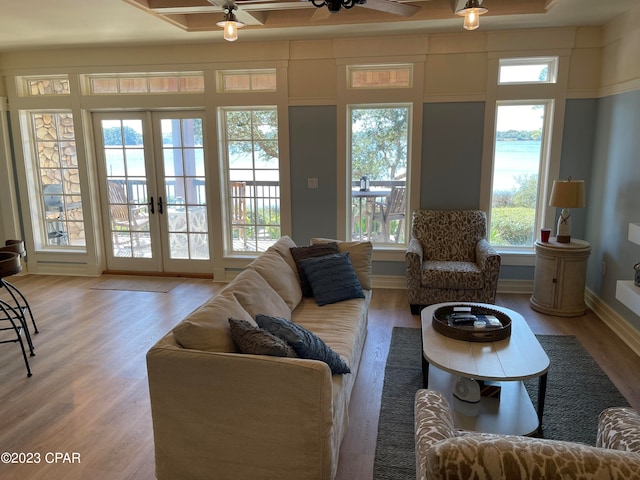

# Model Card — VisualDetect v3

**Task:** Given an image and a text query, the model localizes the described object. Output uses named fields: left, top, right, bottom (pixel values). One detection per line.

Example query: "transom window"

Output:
left=348, top=65, right=413, bottom=89
left=82, top=73, right=205, bottom=94
left=18, top=76, right=70, bottom=96
left=498, top=57, right=558, bottom=84
left=217, top=69, right=277, bottom=93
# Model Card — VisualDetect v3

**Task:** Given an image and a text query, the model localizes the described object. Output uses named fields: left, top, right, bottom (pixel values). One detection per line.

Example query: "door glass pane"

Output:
left=162, top=118, right=209, bottom=260
left=490, top=103, right=546, bottom=247
left=101, top=119, right=151, bottom=258
left=350, top=106, right=409, bottom=245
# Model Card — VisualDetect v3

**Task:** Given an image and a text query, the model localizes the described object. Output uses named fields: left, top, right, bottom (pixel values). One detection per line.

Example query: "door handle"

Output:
left=158, top=196, right=164, bottom=215
left=149, top=197, right=155, bottom=215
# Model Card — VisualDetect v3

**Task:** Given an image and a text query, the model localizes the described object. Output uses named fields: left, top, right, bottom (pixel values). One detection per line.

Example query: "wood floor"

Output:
left=0, top=275, right=638, bottom=480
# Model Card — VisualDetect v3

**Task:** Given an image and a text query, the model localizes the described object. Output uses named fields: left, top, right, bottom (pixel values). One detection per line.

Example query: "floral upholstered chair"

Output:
left=405, top=210, right=500, bottom=314
left=415, top=389, right=640, bottom=480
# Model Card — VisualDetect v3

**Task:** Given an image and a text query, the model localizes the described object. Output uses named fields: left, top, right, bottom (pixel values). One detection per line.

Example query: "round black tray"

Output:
left=432, top=304, right=511, bottom=342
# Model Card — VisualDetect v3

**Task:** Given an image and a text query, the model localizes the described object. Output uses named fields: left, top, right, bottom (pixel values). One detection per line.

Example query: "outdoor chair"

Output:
left=405, top=209, right=501, bottom=314
left=369, top=185, right=406, bottom=242
left=108, top=181, right=149, bottom=247
left=230, top=182, right=248, bottom=247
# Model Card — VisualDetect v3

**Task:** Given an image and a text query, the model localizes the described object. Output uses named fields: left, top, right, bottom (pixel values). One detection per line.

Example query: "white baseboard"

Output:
left=585, top=288, right=640, bottom=358
left=371, top=275, right=406, bottom=289
left=497, top=279, right=534, bottom=294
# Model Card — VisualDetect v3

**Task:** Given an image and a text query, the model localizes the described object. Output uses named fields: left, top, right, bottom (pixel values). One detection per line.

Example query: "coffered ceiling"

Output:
left=0, top=0, right=636, bottom=52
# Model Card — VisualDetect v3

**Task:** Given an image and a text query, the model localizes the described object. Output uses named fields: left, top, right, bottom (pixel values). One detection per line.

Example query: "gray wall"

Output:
left=289, top=106, right=338, bottom=245
left=557, top=98, right=598, bottom=242
left=586, top=90, right=640, bottom=328
left=289, top=99, right=620, bottom=284
left=421, top=102, right=484, bottom=210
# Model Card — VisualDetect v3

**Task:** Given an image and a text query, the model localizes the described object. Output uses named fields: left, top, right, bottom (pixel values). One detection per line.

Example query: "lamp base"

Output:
left=556, top=235, right=571, bottom=243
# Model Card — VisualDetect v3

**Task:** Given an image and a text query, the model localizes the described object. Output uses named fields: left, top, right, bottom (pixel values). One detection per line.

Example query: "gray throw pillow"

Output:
left=255, top=314, right=351, bottom=374
left=299, top=252, right=365, bottom=306
left=228, top=318, right=297, bottom=358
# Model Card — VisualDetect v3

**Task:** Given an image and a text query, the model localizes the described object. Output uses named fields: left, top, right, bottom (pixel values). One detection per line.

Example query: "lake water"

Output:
left=493, top=140, right=541, bottom=192
left=106, top=140, right=541, bottom=192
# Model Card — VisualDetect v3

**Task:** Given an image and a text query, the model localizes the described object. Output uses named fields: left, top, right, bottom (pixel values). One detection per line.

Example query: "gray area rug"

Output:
left=373, top=327, right=630, bottom=480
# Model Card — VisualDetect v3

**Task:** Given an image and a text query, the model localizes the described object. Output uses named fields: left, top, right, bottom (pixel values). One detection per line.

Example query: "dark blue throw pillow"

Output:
left=290, top=242, right=340, bottom=297
left=299, top=252, right=365, bottom=306
left=255, top=314, right=351, bottom=375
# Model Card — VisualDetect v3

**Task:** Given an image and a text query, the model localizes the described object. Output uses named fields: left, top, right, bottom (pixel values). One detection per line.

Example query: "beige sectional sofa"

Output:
left=146, top=236, right=372, bottom=480
left=415, top=389, right=640, bottom=480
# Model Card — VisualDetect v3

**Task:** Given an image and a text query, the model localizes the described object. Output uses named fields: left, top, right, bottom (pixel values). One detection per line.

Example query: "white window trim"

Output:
left=498, top=57, right=559, bottom=85
left=480, top=54, right=569, bottom=265
left=346, top=102, right=412, bottom=249
left=336, top=60, right=424, bottom=261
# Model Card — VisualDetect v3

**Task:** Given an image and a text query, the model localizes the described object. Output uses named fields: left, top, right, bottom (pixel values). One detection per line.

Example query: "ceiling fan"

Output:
left=305, top=0, right=421, bottom=16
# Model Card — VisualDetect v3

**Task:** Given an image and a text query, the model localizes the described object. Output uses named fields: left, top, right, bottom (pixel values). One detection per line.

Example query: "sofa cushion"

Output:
left=172, top=292, right=254, bottom=352
left=267, top=235, right=299, bottom=274
left=247, top=247, right=303, bottom=310
left=255, top=314, right=351, bottom=374
left=311, top=238, right=372, bottom=290
left=421, top=260, right=484, bottom=289
left=224, top=268, right=292, bottom=320
left=300, top=252, right=365, bottom=306
left=424, top=434, right=640, bottom=480
left=290, top=242, right=340, bottom=296
left=228, top=318, right=297, bottom=357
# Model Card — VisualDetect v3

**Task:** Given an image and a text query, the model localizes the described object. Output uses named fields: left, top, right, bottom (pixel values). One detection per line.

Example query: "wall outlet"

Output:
left=307, top=177, right=318, bottom=189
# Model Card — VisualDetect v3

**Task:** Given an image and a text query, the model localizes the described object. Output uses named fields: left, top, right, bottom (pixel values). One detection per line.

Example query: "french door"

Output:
left=93, top=111, right=211, bottom=274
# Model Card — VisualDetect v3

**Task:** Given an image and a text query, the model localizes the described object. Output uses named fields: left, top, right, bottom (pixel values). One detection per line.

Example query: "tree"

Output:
left=351, top=108, right=408, bottom=181
left=225, top=109, right=279, bottom=161
left=103, top=126, right=143, bottom=146
left=511, top=173, right=538, bottom=208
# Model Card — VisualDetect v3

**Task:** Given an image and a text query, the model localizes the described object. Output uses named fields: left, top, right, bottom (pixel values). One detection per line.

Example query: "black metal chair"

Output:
left=0, top=250, right=34, bottom=377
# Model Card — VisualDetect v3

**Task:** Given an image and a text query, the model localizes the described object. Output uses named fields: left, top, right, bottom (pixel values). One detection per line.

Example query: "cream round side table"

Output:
left=530, top=237, right=591, bottom=317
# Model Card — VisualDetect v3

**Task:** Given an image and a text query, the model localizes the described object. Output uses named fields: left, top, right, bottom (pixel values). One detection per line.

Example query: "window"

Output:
left=220, top=108, right=281, bottom=253
left=18, top=76, right=70, bottom=96
left=217, top=70, right=277, bottom=93
left=349, top=105, right=410, bottom=245
left=489, top=102, right=551, bottom=248
left=83, top=73, right=205, bottom=94
left=498, top=57, right=558, bottom=85
left=348, top=65, right=412, bottom=89
left=26, top=111, right=85, bottom=249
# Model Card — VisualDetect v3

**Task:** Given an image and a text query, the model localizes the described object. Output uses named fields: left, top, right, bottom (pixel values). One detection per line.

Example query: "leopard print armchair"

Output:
left=415, top=389, right=640, bottom=480
left=406, top=210, right=501, bottom=314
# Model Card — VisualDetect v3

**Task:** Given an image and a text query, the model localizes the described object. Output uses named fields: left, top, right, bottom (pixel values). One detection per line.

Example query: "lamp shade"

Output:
left=549, top=179, right=585, bottom=208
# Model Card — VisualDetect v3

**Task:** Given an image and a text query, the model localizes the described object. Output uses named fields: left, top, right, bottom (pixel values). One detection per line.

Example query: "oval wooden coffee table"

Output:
left=421, top=302, right=550, bottom=436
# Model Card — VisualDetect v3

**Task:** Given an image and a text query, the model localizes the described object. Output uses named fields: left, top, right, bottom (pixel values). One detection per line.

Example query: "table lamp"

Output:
left=548, top=177, right=585, bottom=243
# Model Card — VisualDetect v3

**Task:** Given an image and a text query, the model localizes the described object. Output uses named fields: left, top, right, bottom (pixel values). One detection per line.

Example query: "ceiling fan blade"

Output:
left=310, top=6, right=333, bottom=21
left=361, top=0, right=420, bottom=17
